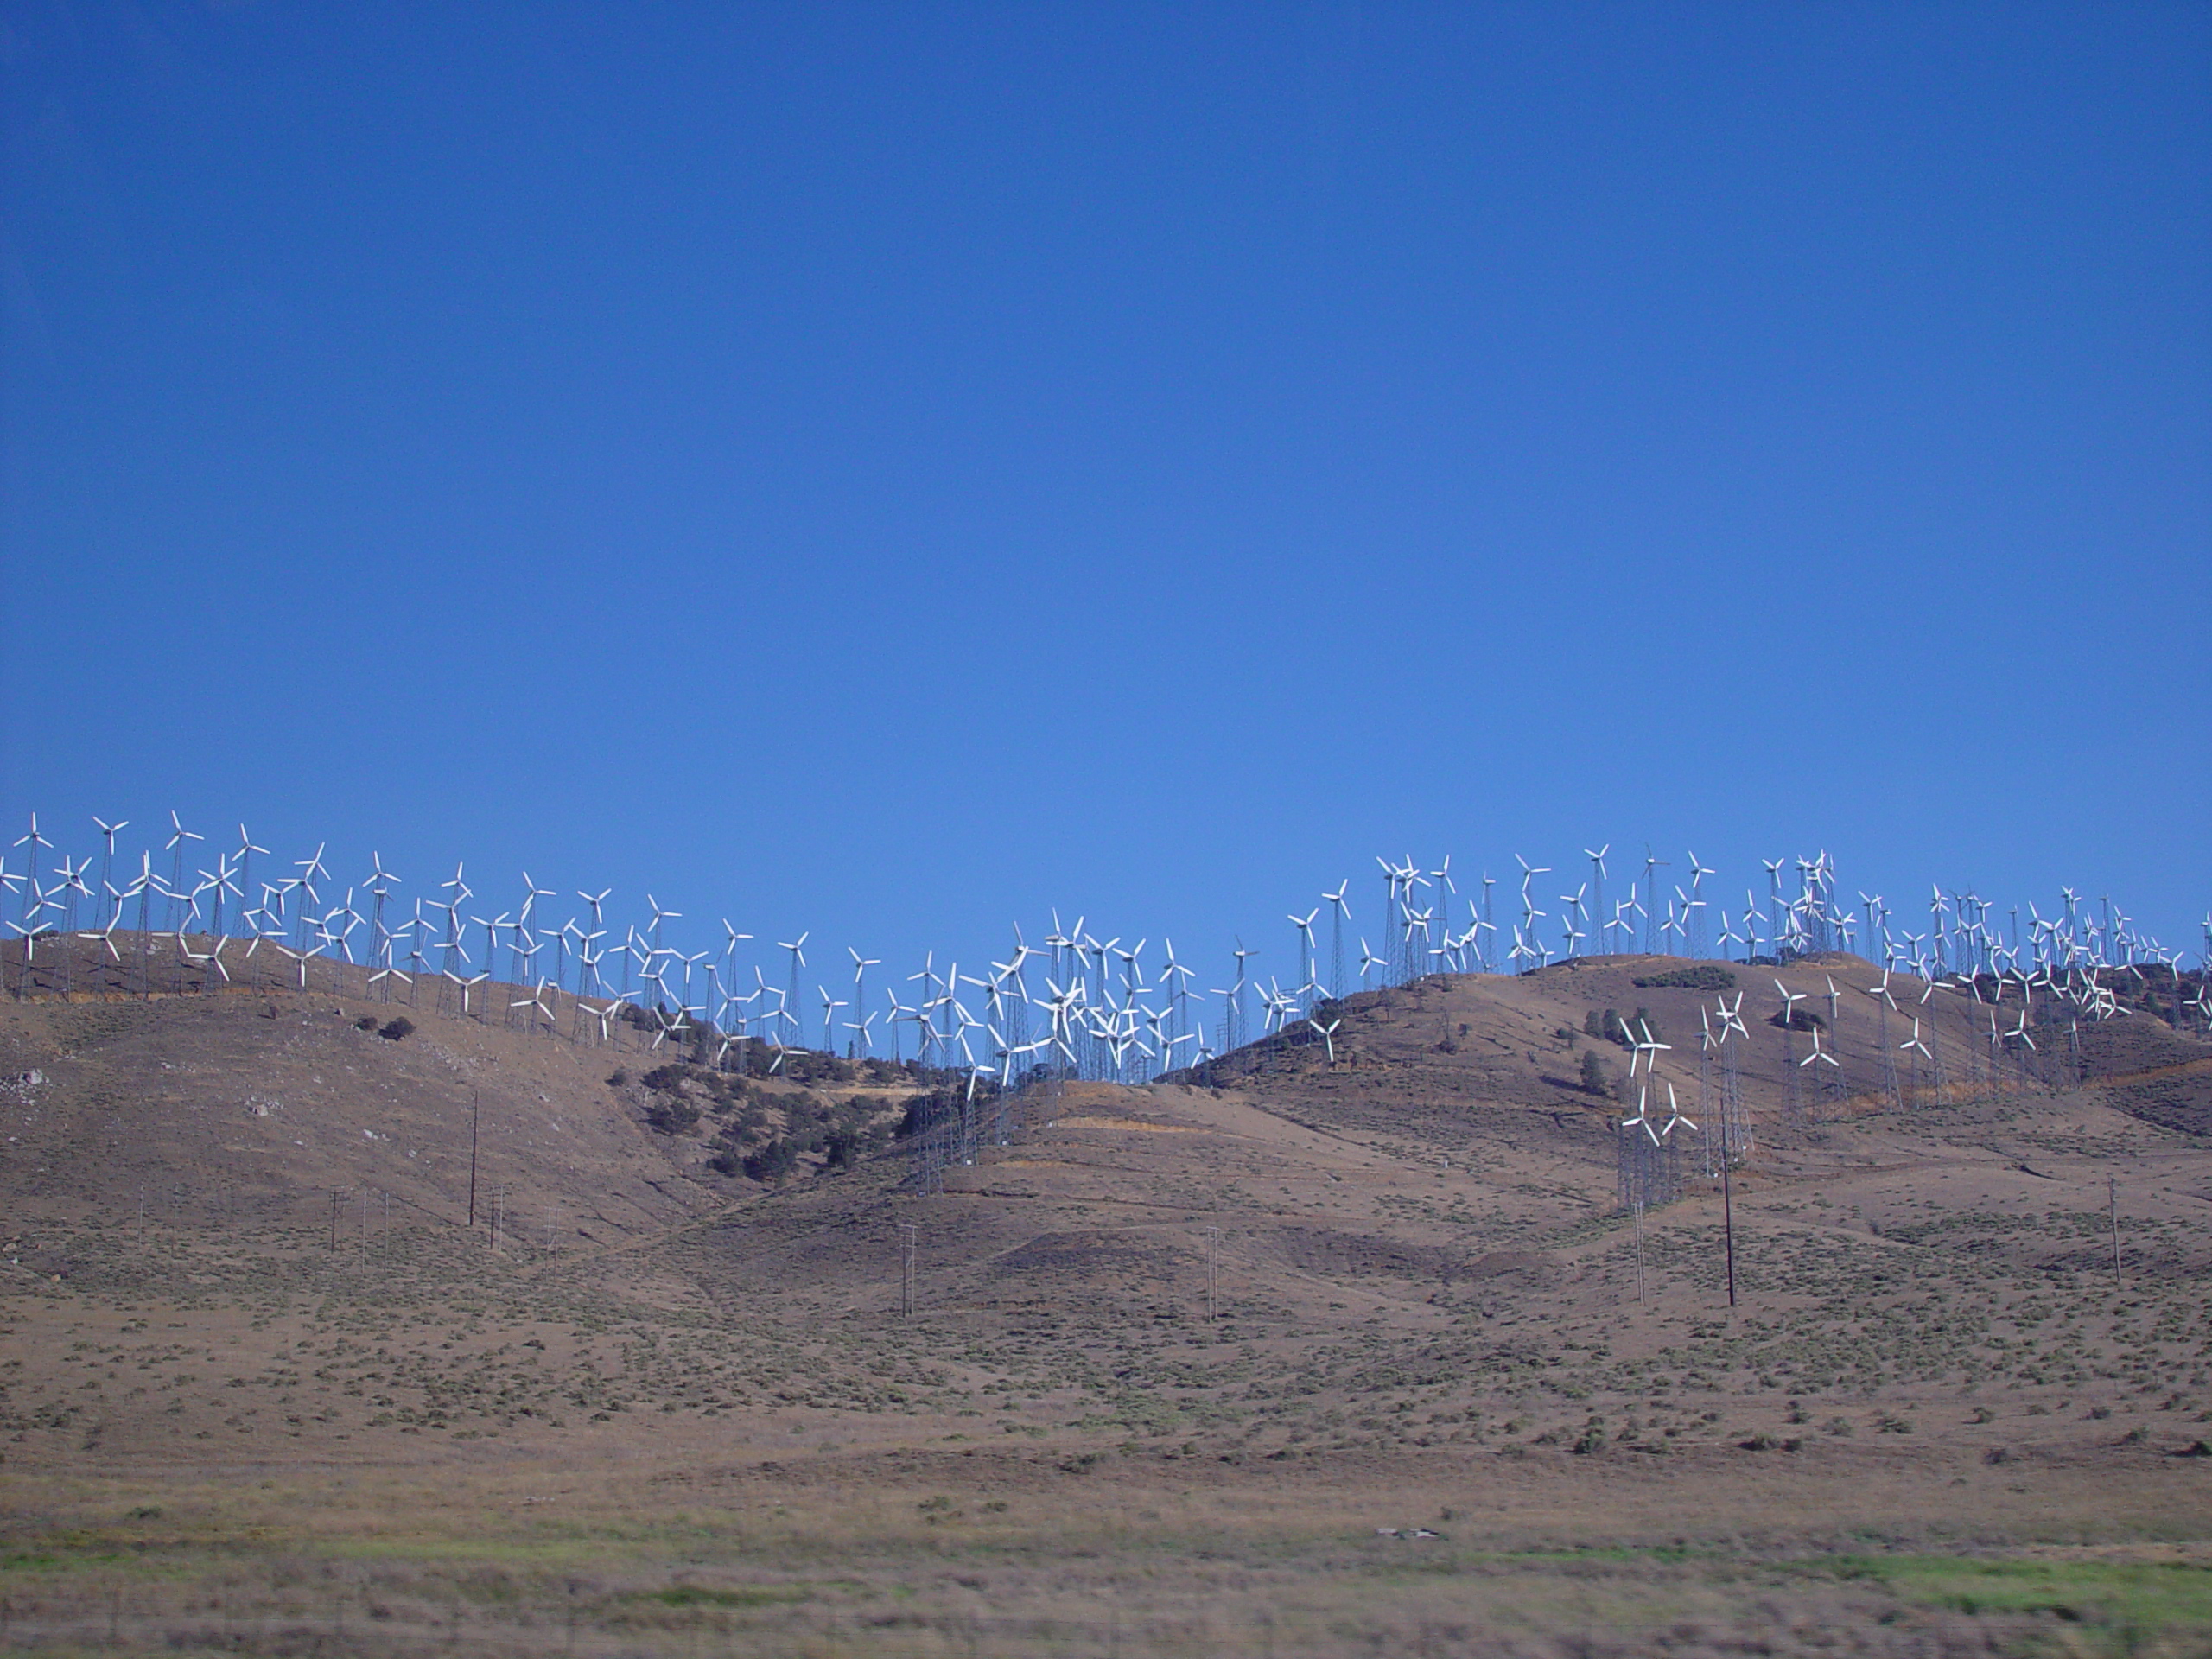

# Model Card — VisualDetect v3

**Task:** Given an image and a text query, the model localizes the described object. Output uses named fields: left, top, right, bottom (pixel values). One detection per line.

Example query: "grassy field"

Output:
left=4, top=1456, right=2209, bottom=1655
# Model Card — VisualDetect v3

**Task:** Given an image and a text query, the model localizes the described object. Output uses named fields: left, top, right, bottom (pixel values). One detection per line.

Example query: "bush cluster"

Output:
left=618, top=1060, right=891, bottom=1185
left=1630, top=964, right=1737, bottom=992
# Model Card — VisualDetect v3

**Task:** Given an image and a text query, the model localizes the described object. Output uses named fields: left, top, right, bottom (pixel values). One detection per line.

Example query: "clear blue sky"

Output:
left=3, top=2, right=2207, bottom=984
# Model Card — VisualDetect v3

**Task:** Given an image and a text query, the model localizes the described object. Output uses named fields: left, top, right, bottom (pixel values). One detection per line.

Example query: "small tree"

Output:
left=1579, top=1049, right=1610, bottom=1096
left=743, top=1138, right=799, bottom=1185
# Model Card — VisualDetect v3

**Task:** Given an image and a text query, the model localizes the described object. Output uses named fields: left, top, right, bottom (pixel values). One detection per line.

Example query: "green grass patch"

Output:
left=1822, top=1555, right=2212, bottom=1644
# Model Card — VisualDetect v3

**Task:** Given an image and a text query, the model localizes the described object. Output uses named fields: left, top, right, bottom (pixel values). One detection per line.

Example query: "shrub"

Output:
left=1579, top=1050, right=1611, bottom=1095
left=377, top=1017, right=415, bottom=1042
left=642, top=1096, right=701, bottom=1135
left=354, top=1016, right=379, bottom=1032
left=1632, top=964, right=1738, bottom=991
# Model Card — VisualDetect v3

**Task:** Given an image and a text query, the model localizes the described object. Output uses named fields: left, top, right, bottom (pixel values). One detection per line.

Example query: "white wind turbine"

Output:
left=1560, top=883, right=1587, bottom=959
left=1288, top=909, right=1319, bottom=1013
left=718, top=919, right=751, bottom=1015
left=12, top=813, right=52, bottom=930
left=1307, top=1014, right=1342, bottom=1065
left=1514, top=855, right=1549, bottom=964
left=92, top=817, right=129, bottom=922
left=779, top=931, right=809, bottom=1045
left=164, top=813, right=206, bottom=933
left=1323, top=882, right=1351, bottom=998
left=1685, top=852, right=1715, bottom=957
left=233, top=826, right=270, bottom=939
left=1584, top=844, right=1609, bottom=952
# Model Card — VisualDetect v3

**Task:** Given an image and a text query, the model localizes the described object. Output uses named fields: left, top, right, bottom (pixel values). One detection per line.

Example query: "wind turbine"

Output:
left=1513, top=855, right=1549, bottom=971
left=1866, top=970, right=1902, bottom=1111
left=11, top=814, right=51, bottom=931
left=1640, top=848, right=1669, bottom=954
left=162, top=814, right=207, bottom=934
left=1684, top=852, right=1714, bottom=957
left=92, top=817, right=129, bottom=920
left=1323, top=882, right=1351, bottom=999
left=779, top=931, right=809, bottom=1045
left=1288, top=910, right=1319, bottom=1014
left=647, top=894, right=680, bottom=956
left=849, top=947, right=880, bottom=1056
left=1584, top=845, right=1609, bottom=953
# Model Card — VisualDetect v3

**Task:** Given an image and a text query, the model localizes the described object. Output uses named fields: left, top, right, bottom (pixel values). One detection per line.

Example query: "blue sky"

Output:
left=3, top=1, right=2207, bottom=987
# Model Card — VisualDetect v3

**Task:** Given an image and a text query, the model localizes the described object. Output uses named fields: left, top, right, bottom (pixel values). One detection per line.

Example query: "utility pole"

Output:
left=1205, top=1226, right=1220, bottom=1323
left=1632, top=1192, right=1647, bottom=1308
left=328, top=1189, right=340, bottom=1253
left=899, top=1222, right=917, bottom=1318
left=467, top=1089, right=480, bottom=1228
left=2108, top=1177, right=2122, bottom=1289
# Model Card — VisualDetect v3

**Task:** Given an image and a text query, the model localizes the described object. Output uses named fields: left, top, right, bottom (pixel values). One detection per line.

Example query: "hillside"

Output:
left=2, top=943, right=2209, bottom=1656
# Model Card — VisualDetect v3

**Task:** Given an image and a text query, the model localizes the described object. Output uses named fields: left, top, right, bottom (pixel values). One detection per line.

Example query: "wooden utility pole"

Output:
left=899, top=1222, right=917, bottom=1318
left=467, top=1089, right=480, bottom=1228
left=2109, top=1177, right=2122, bottom=1289
left=1205, top=1226, right=1220, bottom=1323
left=1632, top=1197, right=1647, bottom=1308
